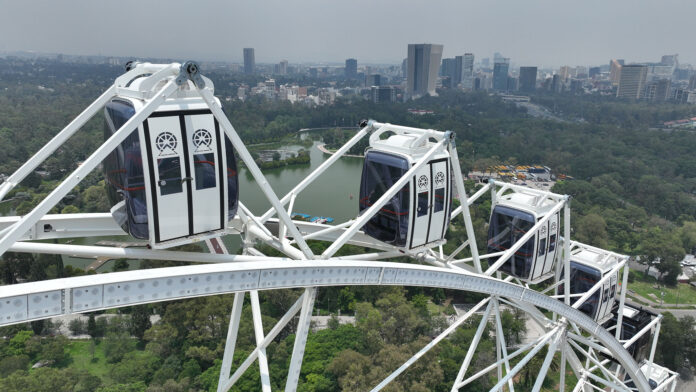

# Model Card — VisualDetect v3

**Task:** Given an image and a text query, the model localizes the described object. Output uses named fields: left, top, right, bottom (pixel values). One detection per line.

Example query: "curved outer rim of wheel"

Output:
left=0, top=259, right=652, bottom=391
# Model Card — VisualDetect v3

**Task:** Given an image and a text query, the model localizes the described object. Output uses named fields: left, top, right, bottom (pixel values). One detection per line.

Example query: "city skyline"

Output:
left=1, top=0, right=694, bottom=67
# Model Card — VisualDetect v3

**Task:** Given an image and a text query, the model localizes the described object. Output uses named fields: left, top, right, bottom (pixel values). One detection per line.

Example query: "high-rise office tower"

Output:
left=617, top=64, right=648, bottom=99
left=461, top=53, right=474, bottom=88
left=406, top=43, right=443, bottom=98
left=371, top=86, right=396, bottom=103
left=519, top=66, right=538, bottom=92
left=493, top=59, right=510, bottom=90
left=661, top=54, right=679, bottom=67
left=345, top=58, right=358, bottom=80
left=589, top=67, right=601, bottom=79
left=645, top=79, right=671, bottom=101
left=454, top=56, right=463, bottom=86
left=689, top=74, right=696, bottom=90
left=243, top=48, right=255, bottom=74
left=365, top=74, right=381, bottom=87
left=609, top=59, right=624, bottom=86
left=278, top=60, right=288, bottom=75
left=551, top=74, right=562, bottom=93
left=558, top=66, right=571, bottom=81
left=441, top=58, right=456, bottom=78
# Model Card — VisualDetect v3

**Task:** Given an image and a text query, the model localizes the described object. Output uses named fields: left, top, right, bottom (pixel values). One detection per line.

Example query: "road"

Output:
left=627, top=259, right=696, bottom=319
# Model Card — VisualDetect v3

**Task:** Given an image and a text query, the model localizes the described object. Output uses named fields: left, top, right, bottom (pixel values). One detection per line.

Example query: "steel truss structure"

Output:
left=0, top=62, right=678, bottom=392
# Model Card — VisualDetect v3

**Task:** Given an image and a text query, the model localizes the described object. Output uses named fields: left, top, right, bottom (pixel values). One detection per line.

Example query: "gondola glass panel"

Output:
left=558, top=244, right=620, bottom=323
left=603, top=304, right=653, bottom=361
left=558, top=261, right=602, bottom=320
left=485, top=192, right=560, bottom=283
left=103, top=98, right=239, bottom=247
left=359, top=151, right=410, bottom=247
left=487, top=205, right=536, bottom=279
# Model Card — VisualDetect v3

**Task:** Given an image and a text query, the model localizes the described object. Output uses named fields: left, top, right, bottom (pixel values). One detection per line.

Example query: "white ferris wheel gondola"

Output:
left=359, top=124, right=452, bottom=250
left=0, top=61, right=672, bottom=392
left=486, top=182, right=563, bottom=283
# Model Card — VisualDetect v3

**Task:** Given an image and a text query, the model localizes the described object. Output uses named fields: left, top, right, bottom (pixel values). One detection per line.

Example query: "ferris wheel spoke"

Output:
left=492, top=299, right=515, bottom=392
left=371, top=297, right=491, bottom=392
left=285, top=287, right=317, bottom=392
left=489, top=326, right=562, bottom=392
left=531, top=329, right=564, bottom=392
left=0, top=60, right=673, bottom=392
left=451, top=299, right=495, bottom=392
left=567, top=340, right=630, bottom=391
left=217, top=292, right=245, bottom=392
left=455, top=327, right=557, bottom=390
left=218, top=292, right=306, bottom=392
left=249, top=291, right=272, bottom=392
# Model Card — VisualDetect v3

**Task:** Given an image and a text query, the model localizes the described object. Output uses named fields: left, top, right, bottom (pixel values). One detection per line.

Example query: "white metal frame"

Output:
left=0, top=62, right=671, bottom=392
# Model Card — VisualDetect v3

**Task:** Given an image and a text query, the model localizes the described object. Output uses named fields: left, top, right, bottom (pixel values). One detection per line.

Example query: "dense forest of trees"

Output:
left=2, top=58, right=696, bottom=390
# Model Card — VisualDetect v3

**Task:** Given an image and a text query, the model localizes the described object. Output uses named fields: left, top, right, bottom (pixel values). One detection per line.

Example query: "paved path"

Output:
left=316, top=143, right=364, bottom=158
left=50, top=313, right=161, bottom=338
left=311, top=315, right=355, bottom=331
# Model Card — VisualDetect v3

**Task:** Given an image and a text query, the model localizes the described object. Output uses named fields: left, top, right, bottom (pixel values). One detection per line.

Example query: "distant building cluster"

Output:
left=663, top=117, right=696, bottom=129
left=468, top=165, right=561, bottom=190
left=434, top=49, right=696, bottom=104
left=235, top=79, right=338, bottom=106
left=228, top=46, right=696, bottom=106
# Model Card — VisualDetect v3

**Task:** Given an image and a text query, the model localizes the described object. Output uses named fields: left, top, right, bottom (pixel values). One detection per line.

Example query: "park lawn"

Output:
left=66, top=339, right=110, bottom=379
left=628, top=280, right=696, bottom=305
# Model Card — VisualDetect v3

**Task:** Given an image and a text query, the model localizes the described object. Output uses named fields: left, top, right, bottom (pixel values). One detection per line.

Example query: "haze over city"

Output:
left=1, top=0, right=694, bottom=66
left=2, top=2, right=696, bottom=391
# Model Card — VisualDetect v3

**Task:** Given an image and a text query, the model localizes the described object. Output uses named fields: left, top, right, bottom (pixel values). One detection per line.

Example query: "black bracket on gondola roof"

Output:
left=444, top=130, right=455, bottom=146
left=176, top=61, right=206, bottom=89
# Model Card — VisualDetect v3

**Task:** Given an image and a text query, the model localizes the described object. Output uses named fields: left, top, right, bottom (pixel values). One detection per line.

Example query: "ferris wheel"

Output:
left=0, top=62, right=679, bottom=392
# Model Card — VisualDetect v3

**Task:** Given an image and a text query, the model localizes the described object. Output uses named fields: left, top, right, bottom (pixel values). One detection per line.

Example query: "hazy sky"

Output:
left=1, top=0, right=693, bottom=67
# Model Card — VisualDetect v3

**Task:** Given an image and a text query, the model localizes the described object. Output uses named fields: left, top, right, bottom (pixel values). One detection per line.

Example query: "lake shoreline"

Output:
left=316, top=143, right=364, bottom=158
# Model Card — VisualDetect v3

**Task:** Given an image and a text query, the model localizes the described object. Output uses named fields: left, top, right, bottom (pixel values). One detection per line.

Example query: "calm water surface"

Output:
left=5, top=139, right=364, bottom=269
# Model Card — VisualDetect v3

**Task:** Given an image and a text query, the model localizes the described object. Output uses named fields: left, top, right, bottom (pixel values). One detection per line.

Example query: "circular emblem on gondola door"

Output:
left=418, top=175, right=428, bottom=189
left=155, top=132, right=178, bottom=156
left=192, top=129, right=213, bottom=152
left=540, top=226, right=547, bottom=235
left=434, top=171, right=445, bottom=186
left=551, top=222, right=557, bottom=231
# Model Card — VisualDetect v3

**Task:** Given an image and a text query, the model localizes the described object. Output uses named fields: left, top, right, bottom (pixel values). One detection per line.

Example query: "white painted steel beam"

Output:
left=449, top=183, right=490, bottom=221
left=0, top=86, right=118, bottom=202
left=451, top=300, right=494, bottom=391
left=8, top=241, right=289, bottom=264
left=371, top=297, right=490, bottom=392
left=572, top=259, right=627, bottom=310
left=260, top=125, right=371, bottom=224
left=493, top=299, right=515, bottom=392
left=0, top=80, right=180, bottom=258
left=195, top=86, right=314, bottom=259
left=0, top=261, right=651, bottom=390
left=532, top=331, right=563, bottom=392
left=285, top=288, right=316, bottom=391
left=219, top=293, right=306, bottom=392
left=456, top=329, right=554, bottom=389
left=217, top=293, right=244, bottom=392
left=322, top=139, right=447, bottom=258
left=489, top=327, right=560, bottom=392
left=484, top=198, right=566, bottom=276
left=250, top=291, right=272, bottom=391
left=449, top=144, right=482, bottom=273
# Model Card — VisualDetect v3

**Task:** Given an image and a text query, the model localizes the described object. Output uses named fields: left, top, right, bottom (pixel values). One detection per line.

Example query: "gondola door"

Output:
left=427, top=159, right=450, bottom=244
left=597, top=272, right=618, bottom=322
left=182, top=112, right=226, bottom=235
left=409, top=163, right=431, bottom=249
left=144, top=110, right=226, bottom=246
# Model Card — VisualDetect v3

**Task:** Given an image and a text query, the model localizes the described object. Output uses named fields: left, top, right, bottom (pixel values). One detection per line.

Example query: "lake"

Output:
left=5, top=137, right=365, bottom=269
